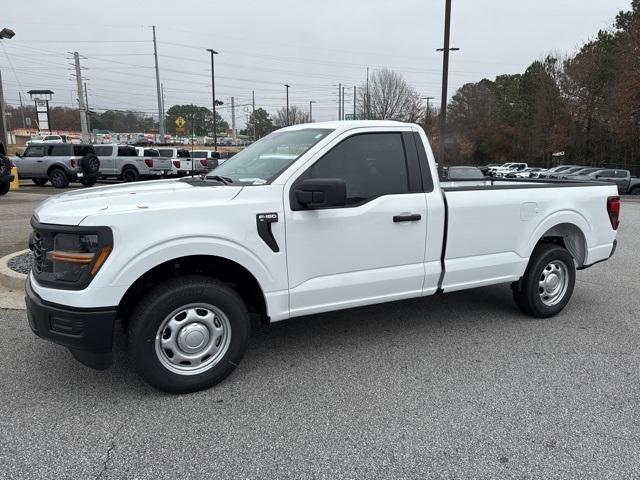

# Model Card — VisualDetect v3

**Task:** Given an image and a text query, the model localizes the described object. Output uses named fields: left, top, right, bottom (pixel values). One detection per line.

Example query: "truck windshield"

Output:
left=208, top=128, right=333, bottom=185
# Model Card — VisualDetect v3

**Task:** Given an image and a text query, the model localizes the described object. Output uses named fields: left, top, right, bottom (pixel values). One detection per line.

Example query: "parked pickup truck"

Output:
left=93, top=144, right=172, bottom=182
left=570, top=168, right=640, bottom=195
left=25, top=121, right=620, bottom=393
left=156, top=147, right=192, bottom=177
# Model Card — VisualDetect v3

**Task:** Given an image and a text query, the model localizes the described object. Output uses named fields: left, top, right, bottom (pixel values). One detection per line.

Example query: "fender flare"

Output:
left=525, top=210, right=591, bottom=265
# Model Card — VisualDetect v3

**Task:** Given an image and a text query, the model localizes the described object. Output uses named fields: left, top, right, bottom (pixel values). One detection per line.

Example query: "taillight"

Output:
left=200, top=159, right=208, bottom=167
left=70, top=159, right=76, bottom=168
left=607, top=196, right=620, bottom=230
left=172, top=160, right=180, bottom=169
left=144, top=159, right=153, bottom=168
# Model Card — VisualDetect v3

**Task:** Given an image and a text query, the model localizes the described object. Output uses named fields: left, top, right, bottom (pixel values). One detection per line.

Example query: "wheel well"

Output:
left=46, top=164, right=68, bottom=176
left=537, top=223, right=587, bottom=267
left=117, top=255, right=267, bottom=328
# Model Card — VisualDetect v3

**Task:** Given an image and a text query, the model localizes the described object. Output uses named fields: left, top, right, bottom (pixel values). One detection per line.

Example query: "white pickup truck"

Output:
left=25, top=121, right=620, bottom=393
left=94, top=144, right=172, bottom=182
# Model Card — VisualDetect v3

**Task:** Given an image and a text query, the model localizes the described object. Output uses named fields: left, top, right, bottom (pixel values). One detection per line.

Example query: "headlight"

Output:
left=29, top=218, right=113, bottom=290
left=47, top=233, right=112, bottom=283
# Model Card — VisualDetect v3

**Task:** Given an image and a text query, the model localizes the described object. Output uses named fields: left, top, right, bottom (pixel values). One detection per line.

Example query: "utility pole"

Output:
left=84, top=81, right=91, bottom=140
left=73, top=52, right=89, bottom=143
left=152, top=26, right=165, bottom=142
left=18, top=91, right=25, bottom=128
left=366, top=67, right=370, bottom=120
left=231, top=96, right=236, bottom=141
left=309, top=100, right=315, bottom=123
left=437, top=0, right=459, bottom=164
left=353, top=86, right=356, bottom=119
left=338, top=83, right=342, bottom=120
left=342, top=85, right=346, bottom=120
left=251, top=90, right=256, bottom=140
left=206, top=48, right=218, bottom=150
left=284, top=84, right=290, bottom=126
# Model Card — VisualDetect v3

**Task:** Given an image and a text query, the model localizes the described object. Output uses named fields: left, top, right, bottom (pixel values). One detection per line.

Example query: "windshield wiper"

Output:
left=207, top=175, right=233, bottom=185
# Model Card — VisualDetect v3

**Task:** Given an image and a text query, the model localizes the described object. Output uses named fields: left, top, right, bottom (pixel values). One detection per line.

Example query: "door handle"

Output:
left=393, top=213, right=422, bottom=222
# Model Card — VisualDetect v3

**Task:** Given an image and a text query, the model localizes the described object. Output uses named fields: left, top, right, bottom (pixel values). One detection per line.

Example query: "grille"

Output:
left=30, top=231, right=45, bottom=275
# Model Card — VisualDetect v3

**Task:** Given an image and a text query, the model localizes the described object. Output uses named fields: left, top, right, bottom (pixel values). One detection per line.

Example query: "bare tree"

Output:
left=358, top=68, right=423, bottom=121
left=273, top=106, right=310, bottom=127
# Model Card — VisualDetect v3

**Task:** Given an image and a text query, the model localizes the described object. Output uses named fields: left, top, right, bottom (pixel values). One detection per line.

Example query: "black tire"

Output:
left=0, top=182, right=9, bottom=196
left=79, top=175, right=98, bottom=187
left=629, top=186, right=640, bottom=195
left=512, top=243, right=576, bottom=318
left=48, top=168, right=70, bottom=189
left=121, top=167, right=140, bottom=183
left=32, top=178, right=48, bottom=186
left=80, top=154, right=100, bottom=175
left=127, top=275, right=251, bottom=394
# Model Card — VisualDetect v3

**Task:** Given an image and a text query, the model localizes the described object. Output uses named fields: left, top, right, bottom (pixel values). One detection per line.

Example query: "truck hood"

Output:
left=34, top=178, right=243, bottom=225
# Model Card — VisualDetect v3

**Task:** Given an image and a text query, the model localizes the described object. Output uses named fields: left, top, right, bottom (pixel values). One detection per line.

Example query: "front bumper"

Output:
left=0, top=174, right=14, bottom=184
left=25, top=277, right=117, bottom=370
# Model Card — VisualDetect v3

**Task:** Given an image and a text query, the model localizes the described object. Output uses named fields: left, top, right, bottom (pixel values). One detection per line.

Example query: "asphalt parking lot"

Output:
left=0, top=187, right=639, bottom=479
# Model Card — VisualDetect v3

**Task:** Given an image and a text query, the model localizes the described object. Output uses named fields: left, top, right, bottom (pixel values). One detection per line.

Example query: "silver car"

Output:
left=14, top=143, right=100, bottom=188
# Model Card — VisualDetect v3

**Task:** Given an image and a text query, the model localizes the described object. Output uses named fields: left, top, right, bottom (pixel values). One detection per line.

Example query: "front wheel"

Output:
left=629, top=186, right=640, bottom=195
left=512, top=243, right=576, bottom=318
left=127, top=275, right=251, bottom=393
left=79, top=175, right=98, bottom=187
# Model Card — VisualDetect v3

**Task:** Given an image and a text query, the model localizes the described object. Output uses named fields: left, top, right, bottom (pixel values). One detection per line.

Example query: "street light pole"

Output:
left=309, top=100, right=316, bottom=123
left=284, top=84, right=290, bottom=126
left=437, top=0, right=459, bottom=164
left=206, top=48, right=218, bottom=151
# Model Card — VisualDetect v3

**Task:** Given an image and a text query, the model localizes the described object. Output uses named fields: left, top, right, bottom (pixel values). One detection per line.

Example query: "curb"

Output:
left=0, top=249, right=29, bottom=290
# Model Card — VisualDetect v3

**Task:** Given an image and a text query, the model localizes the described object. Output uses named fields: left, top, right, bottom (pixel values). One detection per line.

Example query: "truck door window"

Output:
left=306, top=133, right=409, bottom=205
left=117, top=146, right=138, bottom=156
left=94, top=146, right=113, bottom=156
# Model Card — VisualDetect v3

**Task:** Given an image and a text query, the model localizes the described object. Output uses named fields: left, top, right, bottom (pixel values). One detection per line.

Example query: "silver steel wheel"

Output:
left=155, top=303, right=232, bottom=376
left=538, top=260, right=569, bottom=306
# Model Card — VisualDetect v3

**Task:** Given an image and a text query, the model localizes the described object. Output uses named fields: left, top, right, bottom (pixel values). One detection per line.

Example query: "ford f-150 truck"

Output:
left=25, top=121, right=620, bottom=393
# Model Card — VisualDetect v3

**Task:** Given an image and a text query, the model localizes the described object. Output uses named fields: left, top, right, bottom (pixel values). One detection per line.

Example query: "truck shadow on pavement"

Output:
left=23, top=283, right=529, bottom=397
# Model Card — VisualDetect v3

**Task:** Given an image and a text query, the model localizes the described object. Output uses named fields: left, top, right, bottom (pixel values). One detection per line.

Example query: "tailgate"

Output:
left=152, top=157, right=172, bottom=170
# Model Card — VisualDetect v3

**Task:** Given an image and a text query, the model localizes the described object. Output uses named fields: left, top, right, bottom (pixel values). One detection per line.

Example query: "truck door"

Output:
left=284, top=128, right=427, bottom=318
left=20, top=145, right=47, bottom=177
left=94, top=145, right=115, bottom=175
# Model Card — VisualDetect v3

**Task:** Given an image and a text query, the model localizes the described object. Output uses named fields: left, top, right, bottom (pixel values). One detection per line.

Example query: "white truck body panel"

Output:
left=30, top=121, right=618, bottom=323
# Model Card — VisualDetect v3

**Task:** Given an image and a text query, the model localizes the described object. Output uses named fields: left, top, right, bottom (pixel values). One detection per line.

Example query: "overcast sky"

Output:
left=0, top=0, right=631, bottom=126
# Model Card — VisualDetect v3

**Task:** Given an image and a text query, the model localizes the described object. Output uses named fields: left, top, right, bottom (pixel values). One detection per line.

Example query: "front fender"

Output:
left=107, top=235, right=275, bottom=290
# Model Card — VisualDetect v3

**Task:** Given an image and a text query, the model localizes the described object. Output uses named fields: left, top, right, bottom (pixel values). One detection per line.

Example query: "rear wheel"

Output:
left=512, top=243, right=576, bottom=318
left=32, top=178, right=48, bottom=186
left=127, top=275, right=251, bottom=393
left=48, top=168, right=69, bottom=189
left=121, top=167, right=140, bottom=183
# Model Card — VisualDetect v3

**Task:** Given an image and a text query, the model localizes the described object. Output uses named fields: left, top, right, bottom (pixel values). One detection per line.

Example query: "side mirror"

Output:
left=294, top=178, right=347, bottom=209
left=594, top=175, right=600, bottom=179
